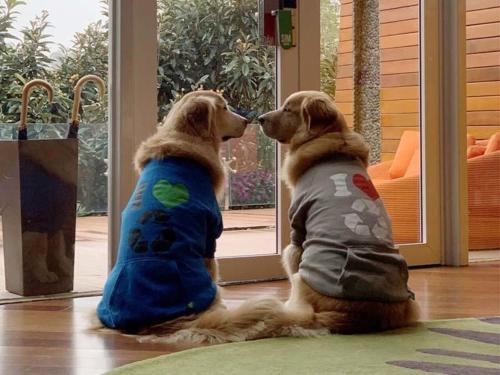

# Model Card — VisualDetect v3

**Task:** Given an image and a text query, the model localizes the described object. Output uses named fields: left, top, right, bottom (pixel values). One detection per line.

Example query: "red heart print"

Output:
left=352, top=174, right=380, bottom=200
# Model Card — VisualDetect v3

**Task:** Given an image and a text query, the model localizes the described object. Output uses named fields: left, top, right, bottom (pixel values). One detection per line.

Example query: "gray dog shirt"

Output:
left=289, top=156, right=414, bottom=302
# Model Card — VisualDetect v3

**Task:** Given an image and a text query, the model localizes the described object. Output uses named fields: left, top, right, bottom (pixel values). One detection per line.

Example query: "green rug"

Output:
left=107, top=317, right=500, bottom=375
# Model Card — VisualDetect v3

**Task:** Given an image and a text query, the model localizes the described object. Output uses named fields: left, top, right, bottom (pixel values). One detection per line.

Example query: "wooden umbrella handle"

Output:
left=70, top=75, right=106, bottom=124
left=19, top=79, right=54, bottom=133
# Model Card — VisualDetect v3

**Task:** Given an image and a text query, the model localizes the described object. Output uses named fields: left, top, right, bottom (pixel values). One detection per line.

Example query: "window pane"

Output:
left=332, top=0, right=422, bottom=245
left=465, top=0, right=500, bottom=258
left=156, top=0, right=278, bottom=257
left=0, top=0, right=109, bottom=299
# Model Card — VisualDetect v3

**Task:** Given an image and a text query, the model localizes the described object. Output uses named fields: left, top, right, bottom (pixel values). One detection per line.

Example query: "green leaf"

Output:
left=241, top=63, right=249, bottom=77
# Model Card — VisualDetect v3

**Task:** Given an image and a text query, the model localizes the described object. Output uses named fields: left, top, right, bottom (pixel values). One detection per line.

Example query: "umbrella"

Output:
left=18, top=79, right=54, bottom=140
left=67, top=74, right=106, bottom=139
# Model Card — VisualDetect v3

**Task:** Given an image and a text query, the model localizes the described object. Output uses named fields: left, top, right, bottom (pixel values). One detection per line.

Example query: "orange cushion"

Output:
left=467, top=145, right=486, bottom=159
left=485, top=132, right=500, bottom=154
left=404, top=149, right=420, bottom=177
left=389, top=131, right=420, bottom=179
left=371, top=178, right=386, bottom=187
left=467, top=134, right=476, bottom=147
left=476, top=139, right=489, bottom=147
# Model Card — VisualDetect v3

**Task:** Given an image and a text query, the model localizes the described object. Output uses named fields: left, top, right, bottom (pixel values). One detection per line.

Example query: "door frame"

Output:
left=109, top=0, right=464, bottom=280
left=394, top=0, right=443, bottom=266
left=108, top=0, right=158, bottom=267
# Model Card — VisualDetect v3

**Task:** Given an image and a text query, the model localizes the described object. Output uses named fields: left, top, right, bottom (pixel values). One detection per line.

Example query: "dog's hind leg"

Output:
left=284, top=272, right=314, bottom=311
left=282, top=243, right=303, bottom=280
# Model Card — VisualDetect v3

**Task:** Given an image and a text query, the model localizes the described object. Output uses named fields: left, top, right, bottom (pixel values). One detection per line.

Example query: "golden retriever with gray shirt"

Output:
left=258, top=91, right=419, bottom=334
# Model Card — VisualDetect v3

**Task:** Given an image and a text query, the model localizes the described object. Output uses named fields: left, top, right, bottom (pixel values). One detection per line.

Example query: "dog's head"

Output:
left=163, top=90, right=249, bottom=143
left=257, top=91, right=348, bottom=145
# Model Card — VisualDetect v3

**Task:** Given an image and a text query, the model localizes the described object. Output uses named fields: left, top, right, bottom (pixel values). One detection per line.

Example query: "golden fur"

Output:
left=92, top=90, right=418, bottom=345
left=134, top=90, right=247, bottom=197
left=283, top=132, right=369, bottom=189
left=258, top=90, right=420, bottom=335
left=140, top=91, right=419, bottom=343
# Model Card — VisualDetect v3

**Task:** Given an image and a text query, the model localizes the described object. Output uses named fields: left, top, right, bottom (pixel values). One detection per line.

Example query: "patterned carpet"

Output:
left=107, top=317, right=500, bottom=374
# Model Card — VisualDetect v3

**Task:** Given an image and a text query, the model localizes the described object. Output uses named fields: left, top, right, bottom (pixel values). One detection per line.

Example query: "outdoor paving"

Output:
left=0, top=209, right=276, bottom=299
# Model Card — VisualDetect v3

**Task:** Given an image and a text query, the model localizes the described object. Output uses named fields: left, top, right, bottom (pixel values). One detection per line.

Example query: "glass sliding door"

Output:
left=465, top=0, right=500, bottom=260
left=109, top=0, right=445, bottom=288
left=322, top=0, right=442, bottom=265
left=156, top=0, right=278, bottom=259
left=0, top=0, right=109, bottom=300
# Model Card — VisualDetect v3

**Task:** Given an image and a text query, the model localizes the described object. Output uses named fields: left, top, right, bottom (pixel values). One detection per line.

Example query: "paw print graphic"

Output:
left=128, top=209, right=176, bottom=254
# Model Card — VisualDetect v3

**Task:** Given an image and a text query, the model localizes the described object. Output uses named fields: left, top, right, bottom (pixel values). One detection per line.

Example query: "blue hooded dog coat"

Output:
left=97, top=157, right=222, bottom=331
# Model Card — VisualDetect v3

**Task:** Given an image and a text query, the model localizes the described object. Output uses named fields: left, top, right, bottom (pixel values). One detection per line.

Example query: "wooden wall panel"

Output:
left=336, top=0, right=500, bottom=160
left=466, top=7, right=500, bottom=25
left=466, top=0, right=500, bottom=11
left=467, top=111, right=500, bottom=125
left=467, top=37, right=500, bottom=53
left=381, top=46, right=419, bottom=61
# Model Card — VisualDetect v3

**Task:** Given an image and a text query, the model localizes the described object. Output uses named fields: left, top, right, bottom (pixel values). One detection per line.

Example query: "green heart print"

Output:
left=153, top=180, right=189, bottom=208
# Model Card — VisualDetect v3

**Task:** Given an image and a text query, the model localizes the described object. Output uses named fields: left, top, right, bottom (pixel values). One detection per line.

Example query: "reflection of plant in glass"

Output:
left=320, top=0, right=341, bottom=99
left=77, top=123, right=108, bottom=215
left=257, top=126, right=275, bottom=171
left=230, top=169, right=275, bottom=207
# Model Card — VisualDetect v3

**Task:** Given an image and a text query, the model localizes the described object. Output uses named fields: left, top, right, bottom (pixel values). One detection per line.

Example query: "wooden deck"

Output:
left=0, top=261, right=499, bottom=374
left=0, top=209, right=276, bottom=299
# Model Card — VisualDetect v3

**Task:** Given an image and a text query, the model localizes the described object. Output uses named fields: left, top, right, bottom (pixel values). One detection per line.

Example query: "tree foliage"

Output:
left=0, top=0, right=340, bottom=212
left=0, top=0, right=24, bottom=51
left=157, top=0, right=275, bottom=121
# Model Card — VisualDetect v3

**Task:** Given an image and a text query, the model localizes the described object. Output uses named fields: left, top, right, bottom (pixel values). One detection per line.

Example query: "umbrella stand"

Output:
left=0, top=79, right=80, bottom=296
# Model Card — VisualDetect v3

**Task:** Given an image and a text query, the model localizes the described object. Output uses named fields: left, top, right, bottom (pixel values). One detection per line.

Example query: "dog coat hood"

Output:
left=290, top=156, right=414, bottom=302
left=97, top=157, right=222, bottom=331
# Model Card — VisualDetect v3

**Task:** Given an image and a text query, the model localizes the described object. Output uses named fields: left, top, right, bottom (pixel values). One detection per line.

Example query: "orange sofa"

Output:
left=368, top=131, right=500, bottom=250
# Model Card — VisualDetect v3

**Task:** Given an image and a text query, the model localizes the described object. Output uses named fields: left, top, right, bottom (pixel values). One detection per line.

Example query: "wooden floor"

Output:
left=0, top=261, right=499, bottom=375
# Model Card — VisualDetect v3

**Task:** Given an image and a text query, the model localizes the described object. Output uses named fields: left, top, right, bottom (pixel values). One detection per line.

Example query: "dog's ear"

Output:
left=302, top=96, right=346, bottom=133
left=180, top=97, right=215, bottom=139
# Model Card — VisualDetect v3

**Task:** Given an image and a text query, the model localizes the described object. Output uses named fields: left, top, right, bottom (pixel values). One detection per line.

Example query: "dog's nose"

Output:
left=258, top=116, right=265, bottom=125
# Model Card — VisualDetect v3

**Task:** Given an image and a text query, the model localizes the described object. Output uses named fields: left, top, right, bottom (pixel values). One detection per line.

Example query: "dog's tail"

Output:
left=136, top=297, right=419, bottom=344
left=137, top=297, right=361, bottom=345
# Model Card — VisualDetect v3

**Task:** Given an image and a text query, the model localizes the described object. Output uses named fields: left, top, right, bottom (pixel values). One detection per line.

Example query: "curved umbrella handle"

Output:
left=18, top=79, right=54, bottom=140
left=70, top=74, right=106, bottom=124
left=68, top=75, right=106, bottom=139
